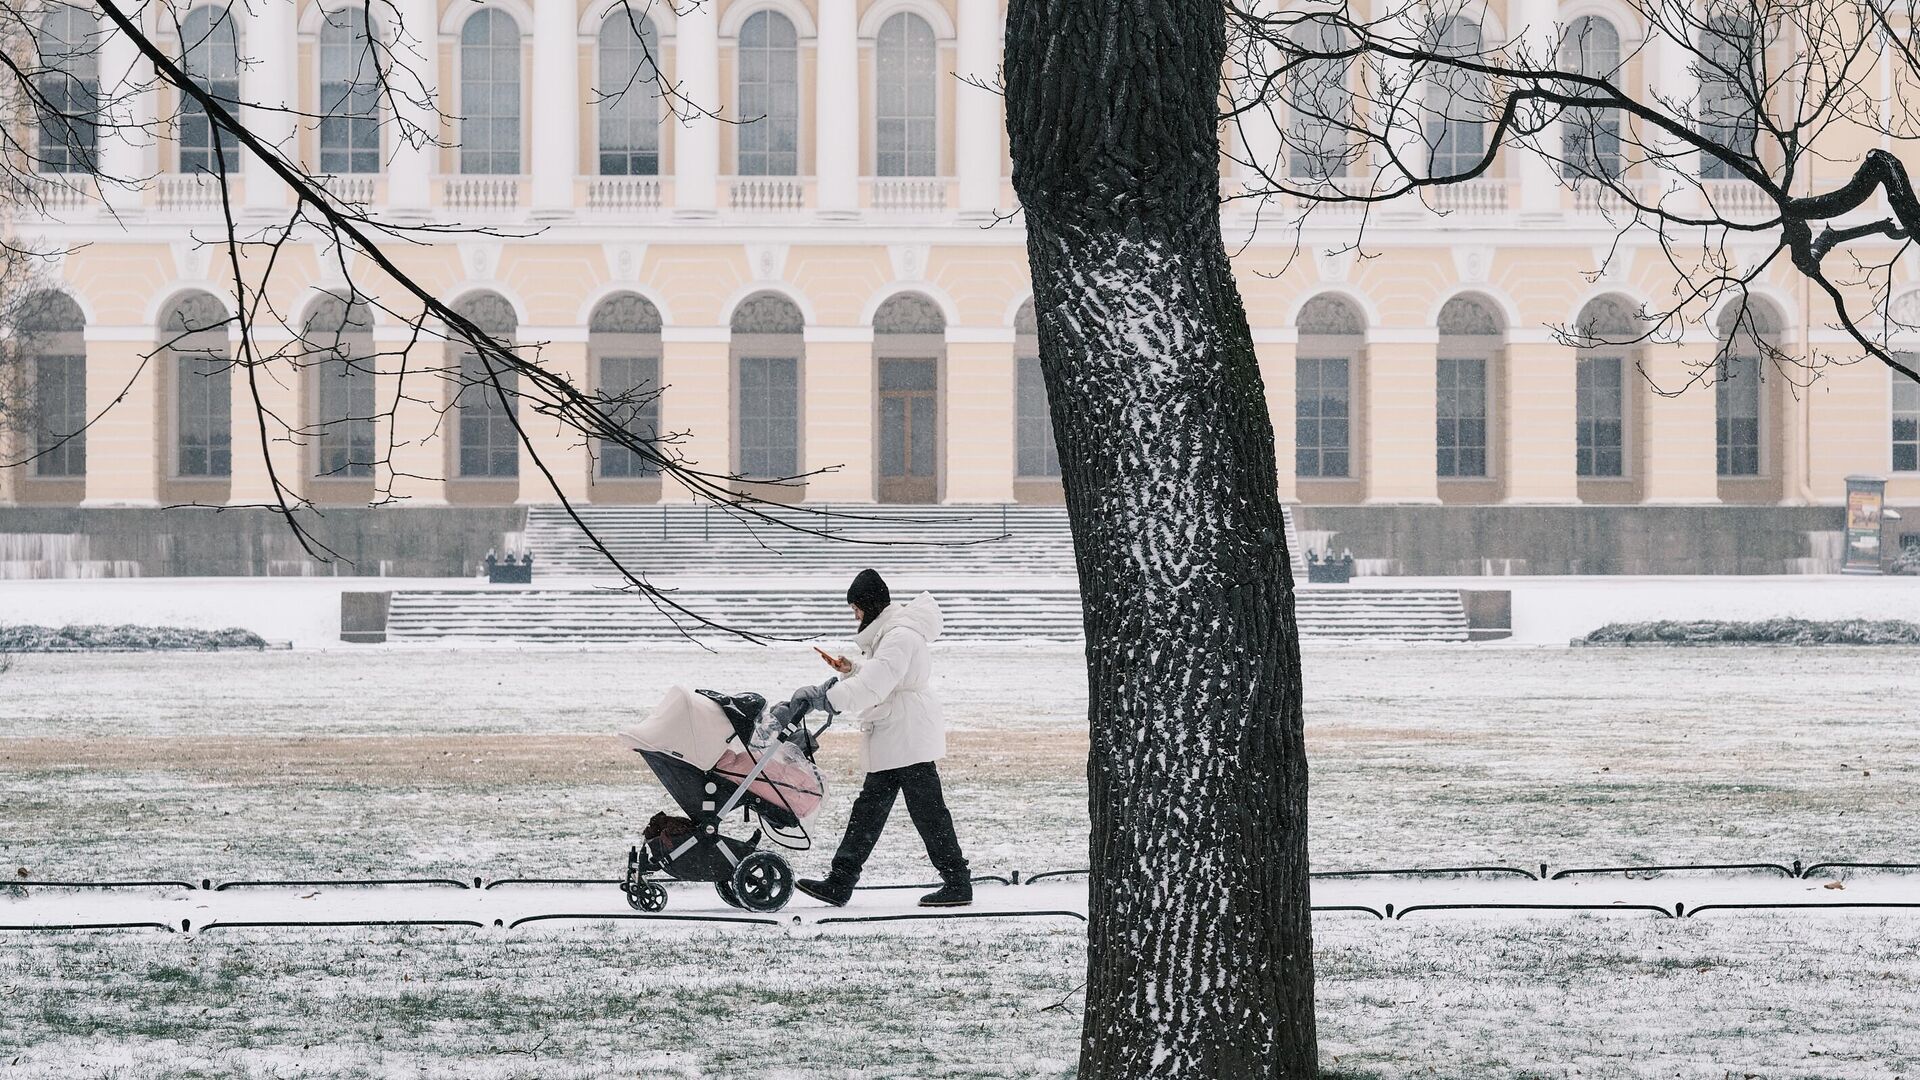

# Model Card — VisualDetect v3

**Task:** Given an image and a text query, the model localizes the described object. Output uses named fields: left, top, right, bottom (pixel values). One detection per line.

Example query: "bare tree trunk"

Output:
left=1004, top=0, right=1317, bottom=1076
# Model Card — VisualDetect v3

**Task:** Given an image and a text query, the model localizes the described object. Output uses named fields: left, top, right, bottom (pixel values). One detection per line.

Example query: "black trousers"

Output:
left=828, top=761, right=970, bottom=886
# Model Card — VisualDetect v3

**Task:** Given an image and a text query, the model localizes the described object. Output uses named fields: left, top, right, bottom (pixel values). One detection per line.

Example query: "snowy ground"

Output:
left=3, top=644, right=1918, bottom=1076
left=5, top=572, right=1920, bottom=646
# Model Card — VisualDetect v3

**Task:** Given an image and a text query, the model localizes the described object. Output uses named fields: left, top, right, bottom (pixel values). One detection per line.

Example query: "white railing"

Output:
left=586, top=177, right=663, bottom=213
left=728, top=177, right=806, bottom=212
left=319, top=174, right=378, bottom=208
left=871, top=177, right=947, bottom=212
left=443, top=176, right=522, bottom=213
left=1428, top=178, right=1510, bottom=215
left=1701, top=178, right=1776, bottom=223
left=27, top=174, right=96, bottom=216
left=155, top=172, right=225, bottom=212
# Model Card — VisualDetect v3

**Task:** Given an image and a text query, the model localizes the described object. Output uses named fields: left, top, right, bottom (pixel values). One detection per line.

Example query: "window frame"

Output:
left=23, top=295, right=89, bottom=479
left=1284, top=15, right=1352, bottom=180
left=177, top=3, right=243, bottom=175
left=457, top=8, right=525, bottom=176
left=36, top=4, right=102, bottom=175
left=318, top=5, right=384, bottom=175
left=734, top=9, right=801, bottom=177
left=307, top=297, right=378, bottom=481
left=1557, top=15, right=1624, bottom=182
left=1575, top=350, right=1630, bottom=479
left=1893, top=363, right=1919, bottom=474
left=873, top=11, right=939, bottom=178
left=1423, top=15, right=1487, bottom=179
left=596, top=11, right=663, bottom=176
left=735, top=353, right=802, bottom=478
left=165, top=306, right=234, bottom=481
left=1435, top=353, right=1490, bottom=479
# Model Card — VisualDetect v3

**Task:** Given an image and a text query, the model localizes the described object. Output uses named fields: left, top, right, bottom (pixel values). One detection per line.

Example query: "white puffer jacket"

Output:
left=824, top=593, right=945, bottom=773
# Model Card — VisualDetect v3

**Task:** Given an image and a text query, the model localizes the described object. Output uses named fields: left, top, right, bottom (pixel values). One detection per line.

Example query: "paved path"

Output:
left=6, top=872, right=1918, bottom=932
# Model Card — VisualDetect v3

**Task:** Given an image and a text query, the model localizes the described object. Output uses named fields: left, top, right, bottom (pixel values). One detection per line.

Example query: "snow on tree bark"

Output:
left=1004, top=0, right=1318, bottom=1076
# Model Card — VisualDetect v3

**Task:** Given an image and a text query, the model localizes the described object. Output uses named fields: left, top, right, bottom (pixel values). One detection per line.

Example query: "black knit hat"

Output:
left=846, top=569, right=891, bottom=630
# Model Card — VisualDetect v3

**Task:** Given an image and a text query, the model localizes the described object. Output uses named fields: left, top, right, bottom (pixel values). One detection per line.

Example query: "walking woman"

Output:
left=785, top=569, right=972, bottom=907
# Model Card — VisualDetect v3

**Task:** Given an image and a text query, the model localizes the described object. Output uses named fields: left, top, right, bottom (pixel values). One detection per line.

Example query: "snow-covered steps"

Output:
left=519, top=503, right=1311, bottom=582
left=380, top=585, right=1468, bottom=643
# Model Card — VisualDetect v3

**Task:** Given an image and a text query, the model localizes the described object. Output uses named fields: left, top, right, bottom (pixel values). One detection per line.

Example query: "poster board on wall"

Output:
left=1843, top=475, right=1887, bottom=574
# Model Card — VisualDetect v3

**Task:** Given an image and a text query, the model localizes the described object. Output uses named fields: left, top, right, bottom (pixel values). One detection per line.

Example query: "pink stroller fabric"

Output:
left=712, top=746, right=825, bottom=821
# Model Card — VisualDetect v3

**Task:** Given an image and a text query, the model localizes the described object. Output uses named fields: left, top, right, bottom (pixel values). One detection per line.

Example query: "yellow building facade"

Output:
left=5, top=0, right=1919, bottom=542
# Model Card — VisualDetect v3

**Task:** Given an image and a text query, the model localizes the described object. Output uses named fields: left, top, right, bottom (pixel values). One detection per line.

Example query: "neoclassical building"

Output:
left=4, top=0, right=1918, bottom=573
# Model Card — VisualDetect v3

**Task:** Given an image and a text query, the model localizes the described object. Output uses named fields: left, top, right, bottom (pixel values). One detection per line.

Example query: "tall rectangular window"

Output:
left=175, top=350, right=232, bottom=477
left=319, top=8, right=381, bottom=174
left=459, top=10, right=522, bottom=175
left=737, top=12, right=800, bottom=177
left=1016, top=354, right=1060, bottom=477
left=457, top=349, right=519, bottom=477
left=875, top=13, right=937, bottom=176
left=178, top=5, right=241, bottom=174
left=1576, top=354, right=1625, bottom=477
left=597, top=354, right=660, bottom=478
left=1894, top=368, right=1919, bottom=473
left=738, top=355, right=798, bottom=476
left=34, top=352, right=87, bottom=477
left=1699, top=17, right=1759, bottom=180
left=1716, top=352, right=1762, bottom=476
left=315, top=354, right=376, bottom=478
left=1286, top=17, right=1350, bottom=179
left=1295, top=356, right=1350, bottom=478
left=1436, top=356, right=1487, bottom=478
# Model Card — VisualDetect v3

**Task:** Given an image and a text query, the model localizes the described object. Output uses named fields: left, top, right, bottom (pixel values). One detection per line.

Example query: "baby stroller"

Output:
left=618, top=679, right=837, bottom=913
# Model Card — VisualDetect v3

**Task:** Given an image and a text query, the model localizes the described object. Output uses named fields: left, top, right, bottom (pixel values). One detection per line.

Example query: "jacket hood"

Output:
left=856, top=591, right=942, bottom=651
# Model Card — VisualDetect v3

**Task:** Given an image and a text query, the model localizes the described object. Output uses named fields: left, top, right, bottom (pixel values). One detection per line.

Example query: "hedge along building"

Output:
left=2, top=0, right=1918, bottom=576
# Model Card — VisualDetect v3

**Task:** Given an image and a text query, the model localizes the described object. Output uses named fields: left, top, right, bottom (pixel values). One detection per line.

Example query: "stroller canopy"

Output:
left=620, top=685, right=738, bottom=770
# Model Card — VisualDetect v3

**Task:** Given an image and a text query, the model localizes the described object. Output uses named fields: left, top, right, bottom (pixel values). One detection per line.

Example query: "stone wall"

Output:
left=0, top=508, right=526, bottom=578
left=1290, top=505, right=1909, bottom=576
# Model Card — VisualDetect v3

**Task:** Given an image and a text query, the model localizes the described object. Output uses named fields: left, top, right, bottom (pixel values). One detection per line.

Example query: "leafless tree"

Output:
left=1228, top=0, right=1920, bottom=390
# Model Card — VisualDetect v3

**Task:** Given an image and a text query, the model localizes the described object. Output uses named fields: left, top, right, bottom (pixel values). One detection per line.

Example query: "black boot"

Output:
left=918, top=878, right=972, bottom=907
left=797, top=877, right=853, bottom=907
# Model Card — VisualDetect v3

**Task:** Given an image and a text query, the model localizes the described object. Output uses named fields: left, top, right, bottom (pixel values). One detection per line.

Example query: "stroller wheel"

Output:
left=715, top=880, right=743, bottom=909
left=626, top=880, right=668, bottom=913
left=728, top=851, right=794, bottom=913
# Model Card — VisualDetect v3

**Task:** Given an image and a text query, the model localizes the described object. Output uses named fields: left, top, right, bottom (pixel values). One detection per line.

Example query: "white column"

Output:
left=1649, top=17, right=1701, bottom=210
left=388, top=0, right=440, bottom=213
left=815, top=0, right=859, bottom=217
left=674, top=0, right=721, bottom=216
left=96, top=6, right=152, bottom=212
left=954, top=0, right=1000, bottom=216
left=531, top=0, right=581, bottom=215
left=242, top=0, right=297, bottom=211
left=1513, top=0, right=1561, bottom=217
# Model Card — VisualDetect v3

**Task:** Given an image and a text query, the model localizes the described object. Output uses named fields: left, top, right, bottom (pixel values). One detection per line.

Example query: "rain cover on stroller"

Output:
left=621, top=686, right=827, bottom=822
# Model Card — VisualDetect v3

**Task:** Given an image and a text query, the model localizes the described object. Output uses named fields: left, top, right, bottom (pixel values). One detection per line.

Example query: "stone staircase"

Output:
left=519, top=503, right=1311, bottom=582
left=383, top=585, right=1469, bottom=643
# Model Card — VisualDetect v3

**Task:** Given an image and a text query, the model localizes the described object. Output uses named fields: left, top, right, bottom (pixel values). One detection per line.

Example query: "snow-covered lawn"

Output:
left=1, top=915, right=1916, bottom=1078
left=2, top=644, right=1916, bottom=1077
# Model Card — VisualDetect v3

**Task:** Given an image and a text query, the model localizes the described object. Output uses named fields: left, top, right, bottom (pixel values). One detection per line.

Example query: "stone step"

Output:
left=384, top=584, right=1467, bottom=643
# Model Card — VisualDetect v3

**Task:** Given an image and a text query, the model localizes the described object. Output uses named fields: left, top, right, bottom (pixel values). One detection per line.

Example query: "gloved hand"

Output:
left=786, top=684, right=825, bottom=713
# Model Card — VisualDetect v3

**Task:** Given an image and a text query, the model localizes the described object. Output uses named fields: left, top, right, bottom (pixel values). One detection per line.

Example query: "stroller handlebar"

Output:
left=771, top=677, right=837, bottom=751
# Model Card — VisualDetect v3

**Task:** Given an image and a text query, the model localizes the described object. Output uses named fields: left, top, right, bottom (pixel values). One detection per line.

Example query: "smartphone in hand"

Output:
left=813, top=645, right=853, bottom=674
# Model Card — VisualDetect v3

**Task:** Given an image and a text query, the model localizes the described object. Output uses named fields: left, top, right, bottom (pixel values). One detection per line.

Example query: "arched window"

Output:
left=590, top=293, right=663, bottom=478
left=36, top=4, right=100, bottom=174
left=1558, top=16, right=1622, bottom=181
left=874, top=293, right=944, bottom=502
left=179, top=4, right=242, bottom=174
left=737, top=11, right=799, bottom=176
left=1286, top=15, right=1350, bottom=180
left=1014, top=301, right=1058, bottom=479
left=460, top=10, right=522, bottom=175
left=451, top=293, right=520, bottom=477
left=1436, top=295, right=1500, bottom=478
left=306, top=295, right=376, bottom=479
left=1423, top=16, right=1485, bottom=178
left=320, top=7, right=381, bottom=174
left=732, top=292, right=804, bottom=477
left=163, top=292, right=232, bottom=478
left=875, top=12, right=937, bottom=177
left=1714, top=299, right=1778, bottom=477
left=1574, top=295, right=1639, bottom=478
left=20, top=293, right=87, bottom=477
left=598, top=12, right=661, bottom=175
left=1295, top=295, right=1363, bottom=479
left=1699, top=14, right=1758, bottom=180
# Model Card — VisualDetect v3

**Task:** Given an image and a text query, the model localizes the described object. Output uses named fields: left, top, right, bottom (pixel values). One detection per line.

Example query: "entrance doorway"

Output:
left=879, top=358, right=937, bottom=503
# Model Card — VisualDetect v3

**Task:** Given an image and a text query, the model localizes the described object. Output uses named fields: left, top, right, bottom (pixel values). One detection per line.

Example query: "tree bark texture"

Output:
left=1004, top=1, right=1318, bottom=1077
